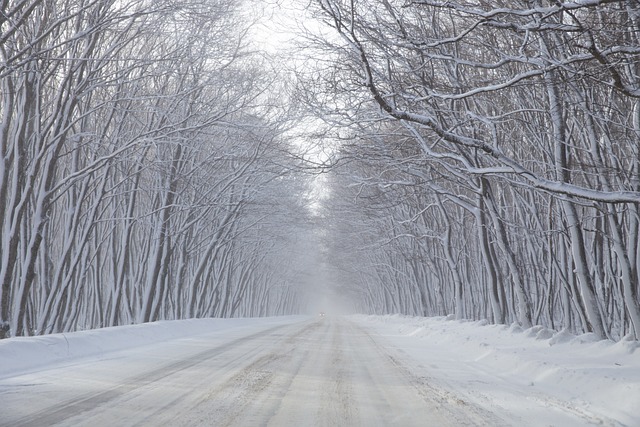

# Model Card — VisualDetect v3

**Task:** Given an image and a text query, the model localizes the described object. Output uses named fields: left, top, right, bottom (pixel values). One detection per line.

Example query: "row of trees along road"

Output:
left=299, top=0, right=640, bottom=340
left=3, top=0, right=640, bottom=343
left=0, top=0, right=312, bottom=338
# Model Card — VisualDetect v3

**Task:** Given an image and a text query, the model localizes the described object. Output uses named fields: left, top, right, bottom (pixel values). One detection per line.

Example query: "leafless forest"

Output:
left=1, top=0, right=639, bottom=341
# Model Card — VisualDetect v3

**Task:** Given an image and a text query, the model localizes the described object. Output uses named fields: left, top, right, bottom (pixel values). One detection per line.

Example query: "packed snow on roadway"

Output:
left=1, top=314, right=638, bottom=426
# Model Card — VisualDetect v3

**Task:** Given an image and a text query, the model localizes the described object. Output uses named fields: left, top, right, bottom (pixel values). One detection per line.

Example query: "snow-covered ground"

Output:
left=0, top=316, right=305, bottom=380
left=1, top=315, right=638, bottom=426
left=351, top=315, right=640, bottom=426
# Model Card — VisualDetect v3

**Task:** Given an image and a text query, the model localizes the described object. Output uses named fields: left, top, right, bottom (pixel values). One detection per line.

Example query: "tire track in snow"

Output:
left=317, top=320, right=356, bottom=426
left=171, top=320, right=322, bottom=426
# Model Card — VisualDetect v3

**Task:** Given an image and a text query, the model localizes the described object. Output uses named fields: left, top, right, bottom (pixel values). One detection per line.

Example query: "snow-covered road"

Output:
left=1, top=315, right=638, bottom=426
left=1, top=317, right=466, bottom=426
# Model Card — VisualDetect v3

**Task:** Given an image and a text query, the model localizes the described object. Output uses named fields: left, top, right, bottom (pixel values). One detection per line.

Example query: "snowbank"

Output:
left=0, top=316, right=304, bottom=380
left=352, top=314, right=640, bottom=426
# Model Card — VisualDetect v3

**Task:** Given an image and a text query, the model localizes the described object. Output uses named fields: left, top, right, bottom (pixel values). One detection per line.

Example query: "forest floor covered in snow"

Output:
left=1, top=315, right=638, bottom=426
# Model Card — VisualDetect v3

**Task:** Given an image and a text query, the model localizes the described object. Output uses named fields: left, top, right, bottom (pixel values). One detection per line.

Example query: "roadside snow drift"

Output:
left=0, top=317, right=304, bottom=379
left=352, top=315, right=640, bottom=426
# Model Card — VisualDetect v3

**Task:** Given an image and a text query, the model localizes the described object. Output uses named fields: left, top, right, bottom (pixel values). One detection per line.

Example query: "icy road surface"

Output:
left=1, top=315, right=636, bottom=426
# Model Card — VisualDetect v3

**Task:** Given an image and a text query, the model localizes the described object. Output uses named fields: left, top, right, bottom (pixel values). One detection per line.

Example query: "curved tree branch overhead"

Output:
left=314, top=0, right=640, bottom=203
